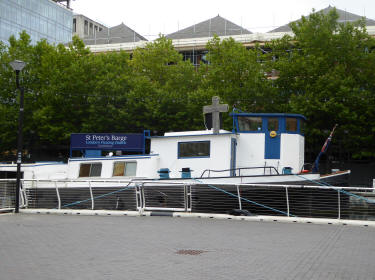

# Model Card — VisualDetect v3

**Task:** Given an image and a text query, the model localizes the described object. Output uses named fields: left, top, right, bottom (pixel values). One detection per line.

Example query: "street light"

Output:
left=10, top=60, right=27, bottom=213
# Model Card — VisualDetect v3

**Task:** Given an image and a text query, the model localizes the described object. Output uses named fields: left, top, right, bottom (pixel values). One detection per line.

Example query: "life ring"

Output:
left=270, top=131, right=277, bottom=138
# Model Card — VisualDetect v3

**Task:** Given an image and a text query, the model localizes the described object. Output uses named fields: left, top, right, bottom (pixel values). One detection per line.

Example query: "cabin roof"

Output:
left=151, top=130, right=235, bottom=138
left=230, top=112, right=307, bottom=120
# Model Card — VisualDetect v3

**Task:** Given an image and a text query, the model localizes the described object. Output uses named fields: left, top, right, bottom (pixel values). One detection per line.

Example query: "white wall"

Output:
left=67, top=155, right=159, bottom=179
left=280, top=134, right=304, bottom=173
left=235, top=134, right=268, bottom=175
left=235, top=133, right=304, bottom=175
left=151, top=133, right=234, bottom=178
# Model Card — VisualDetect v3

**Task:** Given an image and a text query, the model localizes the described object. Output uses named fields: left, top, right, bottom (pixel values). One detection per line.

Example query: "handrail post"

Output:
left=184, top=184, right=192, bottom=212
left=184, top=184, right=187, bottom=212
left=135, top=183, right=144, bottom=214
left=338, top=189, right=341, bottom=220
left=189, top=185, right=192, bottom=211
left=285, top=186, right=290, bottom=217
left=135, top=184, right=140, bottom=211
left=141, top=183, right=145, bottom=212
left=236, top=184, right=242, bottom=210
left=54, top=181, right=61, bottom=210
left=19, top=179, right=25, bottom=208
left=89, top=181, right=94, bottom=210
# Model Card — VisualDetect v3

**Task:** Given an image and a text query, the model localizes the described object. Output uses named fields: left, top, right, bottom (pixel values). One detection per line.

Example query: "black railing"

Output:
left=200, top=166, right=280, bottom=178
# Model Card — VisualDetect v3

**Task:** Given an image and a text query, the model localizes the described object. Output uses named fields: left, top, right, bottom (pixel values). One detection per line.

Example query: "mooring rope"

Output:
left=61, top=182, right=134, bottom=209
left=295, top=174, right=375, bottom=204
left=192, top=178, right=295, bottom=217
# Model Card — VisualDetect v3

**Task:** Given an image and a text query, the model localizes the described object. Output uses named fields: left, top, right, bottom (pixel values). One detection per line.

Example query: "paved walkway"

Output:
left=1, top=214, right=375, bottom=280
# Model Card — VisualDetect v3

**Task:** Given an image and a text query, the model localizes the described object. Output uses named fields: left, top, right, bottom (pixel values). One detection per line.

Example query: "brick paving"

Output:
left=1, top=214, right=375, bottom=280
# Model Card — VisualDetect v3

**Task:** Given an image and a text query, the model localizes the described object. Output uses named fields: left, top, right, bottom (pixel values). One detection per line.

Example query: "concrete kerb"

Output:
left=0, top=208, right=15, bottom=214
left=20, top=208, right=147, bottom=217
left=18, top=208, right=375, bottom=227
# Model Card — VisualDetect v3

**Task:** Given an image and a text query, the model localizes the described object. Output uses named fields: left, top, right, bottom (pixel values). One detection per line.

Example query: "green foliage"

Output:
left=269, top=8, right=375, bottom=157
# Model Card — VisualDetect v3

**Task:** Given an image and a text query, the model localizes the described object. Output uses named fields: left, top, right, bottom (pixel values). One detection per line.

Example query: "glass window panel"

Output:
left=178, top=141, right=210, bottom=158
left=113, top=162, right=125, bottom=176
left=286, top=118, right=298, bottom=132
left=90, top=163, right=102, bottom=177
left=238, top=117, right=263, bottom=131
left=79, top=164, right=90, bottom=177
left=268, top=118, right=279, bottom=131
left=84, top=20, right=88, bottom=35
left=125, top=162, right=137, bottom=176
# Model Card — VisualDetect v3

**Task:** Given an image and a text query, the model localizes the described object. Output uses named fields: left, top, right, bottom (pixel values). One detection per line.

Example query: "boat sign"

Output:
left=70, top=133, right=145, bottom=154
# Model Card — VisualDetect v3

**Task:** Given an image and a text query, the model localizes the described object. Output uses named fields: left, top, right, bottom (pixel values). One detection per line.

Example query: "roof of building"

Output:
left=269, top=6, right=375, bottom=33
left=83, top=23, right=147, bottom=45
left=166, top=15, right=252, bottom=40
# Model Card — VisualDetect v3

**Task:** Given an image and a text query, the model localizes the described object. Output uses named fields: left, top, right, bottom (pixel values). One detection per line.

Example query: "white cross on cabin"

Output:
left=203, top=96, right=229, bottom=134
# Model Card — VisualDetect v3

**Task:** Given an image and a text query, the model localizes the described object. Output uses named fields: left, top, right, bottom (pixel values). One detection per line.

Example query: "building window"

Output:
left=112, top=162, right=137, bottom=177
left=286, top=118, right=298, bottom=132
left=268, top=118, right=279, bottom=131
left=178, top=141, right=210, bottom=158
left=89, top=22, right=93, bottom=35
left=79, top=163, right=102, bottom=177
left=238, top=117, right=262, bottom=131
left=73, top=18, right=76, bottom=32
left=84, top=20, right=88, bottom=35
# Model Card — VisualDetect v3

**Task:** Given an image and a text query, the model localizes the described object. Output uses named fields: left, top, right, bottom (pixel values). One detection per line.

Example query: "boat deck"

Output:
left=1, top=213, right=374, bottom=280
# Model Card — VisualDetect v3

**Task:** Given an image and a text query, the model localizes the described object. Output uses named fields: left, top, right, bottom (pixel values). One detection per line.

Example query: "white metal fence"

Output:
left=0, top=181, right=16, bottom=211
left=1, top=179, right=375, bottom=220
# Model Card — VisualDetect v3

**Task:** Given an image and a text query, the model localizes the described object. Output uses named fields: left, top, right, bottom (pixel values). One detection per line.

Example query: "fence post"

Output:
left=184, top=184, right=192, bottom=212
left=89, top=181, right=94, bottom=210
left=236, top=185, right=242, bottom=210
left=184, top=184, right=187, bottom=212
left=338, top=190, right=341, bottom=220
left=285, top=187, right=290, bottom=217
left=135, top=183, right=144, bottom=214
left=54, top=181, right=61, bottom=210
left=19, top=179, right=25, bottom=208
left=141, top=183, right=145, bottom=213
left=189, top=185, right=192, bottom=211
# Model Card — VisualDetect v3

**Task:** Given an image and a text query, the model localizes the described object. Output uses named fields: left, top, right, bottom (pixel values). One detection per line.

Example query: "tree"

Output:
left=268, top=8, right=375, bottom=158
left=203, top=36, right=279, bottom=111
left=130, top=36, right=203, bottom=133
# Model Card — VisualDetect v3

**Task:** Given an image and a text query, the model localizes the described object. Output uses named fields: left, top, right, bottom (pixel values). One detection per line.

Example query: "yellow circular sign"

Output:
left=270, top=131, right=277, bottom=138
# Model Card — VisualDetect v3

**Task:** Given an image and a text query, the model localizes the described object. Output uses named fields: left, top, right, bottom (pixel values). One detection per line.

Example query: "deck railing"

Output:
left=1, top=178, right=375, bottom=221
left=0, top=180, right=16, bottom=211
left=200, top=166, right=280, bottom=177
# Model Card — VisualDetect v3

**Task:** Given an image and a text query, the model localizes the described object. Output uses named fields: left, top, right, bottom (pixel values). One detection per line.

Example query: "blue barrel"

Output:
left=180, top=167, right=192, bottom=179
left=157, top=168, right=170, bottom=179
left=282, top=167, right=293, bottom=175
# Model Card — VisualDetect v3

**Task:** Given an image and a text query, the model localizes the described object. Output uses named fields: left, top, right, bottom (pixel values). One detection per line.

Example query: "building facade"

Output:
left=0, top=0, right=72, bottom=45
left=73, top=14, right=106, bottom=40
left=73, top=14, right=147, bottom=45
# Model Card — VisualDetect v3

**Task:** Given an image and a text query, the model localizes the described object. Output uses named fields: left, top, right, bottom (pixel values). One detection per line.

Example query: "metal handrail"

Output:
left=200, top=166, right=280, bottom=178
left=2, top=178, right=375, bottom=221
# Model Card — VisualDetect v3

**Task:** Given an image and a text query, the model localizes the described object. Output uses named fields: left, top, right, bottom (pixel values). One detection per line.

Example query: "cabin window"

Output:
left=238, top=117, right=262, bottom=131
left=178, top=141, right=210, bottom=158
left=79, top=163, right=102, bottom=177
left=286, top=118, right=298, bottom=132
left=268, top=118, right=279, bottom=131
left=113, top=162, right=137, bottom=177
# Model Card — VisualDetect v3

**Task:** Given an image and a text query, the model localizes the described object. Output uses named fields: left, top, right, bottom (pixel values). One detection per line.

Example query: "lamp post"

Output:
left=10, top=60, right=27, bottom=213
